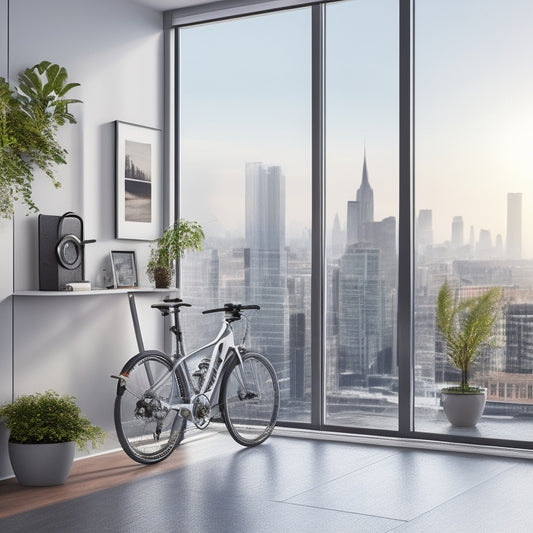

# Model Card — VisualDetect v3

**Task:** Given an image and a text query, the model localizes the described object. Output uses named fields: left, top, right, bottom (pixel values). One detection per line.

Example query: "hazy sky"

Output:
left=179, top=0, right=533, bottom=258
left=416, top=0, right=533, bottom=258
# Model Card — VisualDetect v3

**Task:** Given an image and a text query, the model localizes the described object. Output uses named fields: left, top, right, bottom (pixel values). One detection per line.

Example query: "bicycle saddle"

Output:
left=151, top=297, right=191, bottom=315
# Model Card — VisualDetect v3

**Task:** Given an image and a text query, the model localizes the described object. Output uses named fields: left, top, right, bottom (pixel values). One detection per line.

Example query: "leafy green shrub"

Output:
left=0, top=390, right=104, bottom=451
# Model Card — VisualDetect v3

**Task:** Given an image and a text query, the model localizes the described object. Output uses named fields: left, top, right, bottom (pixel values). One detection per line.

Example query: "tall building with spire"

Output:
left=334, top=151, right=397, bottom=388
left=356, top=152, right=374, bottom=228
left=347, top=151, right=374, bottom=245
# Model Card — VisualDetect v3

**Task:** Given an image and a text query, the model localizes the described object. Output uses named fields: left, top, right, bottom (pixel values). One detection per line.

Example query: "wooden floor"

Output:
left=2, top=431, right=533, bottom=532
left=0, top=430, right=221, bottom=520
left=0, top=449, right=189, bottom=519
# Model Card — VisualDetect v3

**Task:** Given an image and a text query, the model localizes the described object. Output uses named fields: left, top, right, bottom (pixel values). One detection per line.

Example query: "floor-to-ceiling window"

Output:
left=325, top=0, right=399, bottom=431
left=175, top=0, right=533, bottom=448
left=414, top=0, right=533, bottom=443
left=179, top=8, right=313, bottom=423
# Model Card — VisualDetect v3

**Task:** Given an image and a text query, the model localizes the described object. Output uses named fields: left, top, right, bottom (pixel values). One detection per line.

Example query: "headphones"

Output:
left=56, top=212, right=96, bottom=271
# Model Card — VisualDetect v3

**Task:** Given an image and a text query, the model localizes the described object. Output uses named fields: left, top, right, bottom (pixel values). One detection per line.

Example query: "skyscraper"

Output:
left=244, top=162, right=288, bottom=376
left=365, top=216, right=397, bottom=284
left=347, top=152, right=374, bottom=245
left=477, top=229, right=492, bottom=258
left=337, top=244, right=382, bottom=386
left=505, top=303, right=533, bottom=373
left=245, top=162, right=285, bottom=251
left=356, top=152, right=374, bottom=228
left=334, top=152, right=396, bottom=388
left=451, top=216, right=464, bottom=247
left=506, top=192, right=522, bottom=260
left=417, top=209, right=433, bottom=251
left=331, top=213, right=345, bottom=257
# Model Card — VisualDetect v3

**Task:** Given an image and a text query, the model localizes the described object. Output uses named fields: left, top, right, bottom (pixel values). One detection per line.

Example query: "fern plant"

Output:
left=436, top=282, right=501, bottom=392
left=147, top=219, right=205, bottom=287
left=0, top=61, right=81, bottom=218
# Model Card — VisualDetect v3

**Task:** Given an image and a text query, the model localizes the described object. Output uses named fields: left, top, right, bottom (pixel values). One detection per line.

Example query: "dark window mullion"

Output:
left=311, top=2, right=326, bottom=428
left=398, top=0, right=414, bottom=436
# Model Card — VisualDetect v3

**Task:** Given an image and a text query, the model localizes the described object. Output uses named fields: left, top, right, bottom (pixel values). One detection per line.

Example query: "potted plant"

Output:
left=436, top=282, right=501, bottom=427
left=147, top=219, right=205, bottom=288
left=0, top=390, right=104, bottom=486
left=0, top=60, right=81, bottom=218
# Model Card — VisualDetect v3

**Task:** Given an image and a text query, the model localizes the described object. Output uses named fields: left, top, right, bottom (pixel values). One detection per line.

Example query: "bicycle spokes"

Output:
left=221, top=352, right=280, bottom=446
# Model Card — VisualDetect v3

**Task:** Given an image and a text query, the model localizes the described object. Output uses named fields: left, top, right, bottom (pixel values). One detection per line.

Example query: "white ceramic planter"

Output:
left=441, top=389, right=487, bottom=427
left=8, top=441, right=75, bottom=486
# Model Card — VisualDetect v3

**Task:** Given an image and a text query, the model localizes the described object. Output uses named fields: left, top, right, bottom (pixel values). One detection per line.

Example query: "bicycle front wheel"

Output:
left=114, top=351, right=189, bottom=464
left=221, top=351, right=280, bottom=446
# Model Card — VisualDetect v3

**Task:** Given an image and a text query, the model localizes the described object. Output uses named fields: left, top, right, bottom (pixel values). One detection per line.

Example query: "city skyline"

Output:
left=182, top=143, right=533, bottom=433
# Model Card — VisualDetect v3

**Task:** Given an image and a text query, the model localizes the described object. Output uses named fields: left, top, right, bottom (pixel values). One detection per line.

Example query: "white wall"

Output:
left=0, top=0, right=167, bottom=479
left=0, top=0, right=14, bottom=480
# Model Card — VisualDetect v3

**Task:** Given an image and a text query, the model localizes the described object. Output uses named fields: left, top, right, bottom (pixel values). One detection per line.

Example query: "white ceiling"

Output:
left=133, top=0, right=225, bottom=11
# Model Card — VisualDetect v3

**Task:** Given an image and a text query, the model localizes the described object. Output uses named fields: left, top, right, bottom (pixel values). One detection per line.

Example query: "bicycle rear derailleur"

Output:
left=134, top=392, right=170, bottom=442
left=191, top=394, right=211, bottom=430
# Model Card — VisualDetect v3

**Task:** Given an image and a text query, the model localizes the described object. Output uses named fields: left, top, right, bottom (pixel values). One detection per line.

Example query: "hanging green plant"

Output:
left=0, top=60, right=81, bottom=218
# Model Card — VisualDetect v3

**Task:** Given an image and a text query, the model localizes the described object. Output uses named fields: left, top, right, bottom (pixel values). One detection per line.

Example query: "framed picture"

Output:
left=115, top=121, right=162, bottom=240
left=110, top=251, right=138, bottom=288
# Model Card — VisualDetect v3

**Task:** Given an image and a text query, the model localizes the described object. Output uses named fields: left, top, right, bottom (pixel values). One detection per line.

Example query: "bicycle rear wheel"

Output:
left=220, top=351, right=280, bottom=446
left=114, top=351, right=189, bottom=464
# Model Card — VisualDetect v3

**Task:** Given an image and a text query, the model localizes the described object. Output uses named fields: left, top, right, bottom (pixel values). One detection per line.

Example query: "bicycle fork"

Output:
left=232, top=348, right=259, bottom=401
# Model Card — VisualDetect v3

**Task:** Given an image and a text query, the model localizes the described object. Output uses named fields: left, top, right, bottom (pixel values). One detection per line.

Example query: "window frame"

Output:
left=169, top=0, right=533, bottom=451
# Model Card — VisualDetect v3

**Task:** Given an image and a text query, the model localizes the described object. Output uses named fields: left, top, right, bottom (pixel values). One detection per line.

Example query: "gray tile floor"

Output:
left=2, top=431, right=533, bottom=532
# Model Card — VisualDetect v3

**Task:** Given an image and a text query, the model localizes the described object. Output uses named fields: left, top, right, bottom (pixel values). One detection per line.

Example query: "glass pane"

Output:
left=414, top=0, right=533, bottom=441
left=179, top=9, right=312, bottom=423
left=325, top=0, right=399, bottom=430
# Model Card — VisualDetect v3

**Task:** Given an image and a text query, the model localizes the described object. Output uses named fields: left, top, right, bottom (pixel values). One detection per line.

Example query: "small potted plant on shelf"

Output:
left=147, top=219, right=205, bottom=288
left=0, top=390, right=105, bottom=486
left=435, top=282, right=501, bottom=427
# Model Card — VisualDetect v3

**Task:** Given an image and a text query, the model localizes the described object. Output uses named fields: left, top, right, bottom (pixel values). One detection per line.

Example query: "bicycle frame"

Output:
left=126, top=295, right=249, bottom=427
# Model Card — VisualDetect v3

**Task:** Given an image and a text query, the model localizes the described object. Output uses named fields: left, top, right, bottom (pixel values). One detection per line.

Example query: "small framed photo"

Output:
left=115, top=121, right=162, bottom=240
left=110, top=251, right=138, bottom=288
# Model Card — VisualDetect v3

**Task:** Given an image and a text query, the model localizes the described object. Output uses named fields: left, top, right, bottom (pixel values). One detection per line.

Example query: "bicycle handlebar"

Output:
left=202, top=303, right=260, bottom=315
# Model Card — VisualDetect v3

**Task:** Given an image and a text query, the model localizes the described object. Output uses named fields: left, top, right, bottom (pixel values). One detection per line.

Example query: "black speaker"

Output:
left=38, top=212, right=95, bottom=291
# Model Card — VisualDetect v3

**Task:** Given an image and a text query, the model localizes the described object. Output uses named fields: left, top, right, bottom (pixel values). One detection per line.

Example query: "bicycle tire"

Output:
left=220, top=351, right=280, bottom=446
left=114, top=351, right=189, bottom=464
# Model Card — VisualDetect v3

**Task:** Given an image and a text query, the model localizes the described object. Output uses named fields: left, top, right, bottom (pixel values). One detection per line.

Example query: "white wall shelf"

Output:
left=13, top=288, right=177, bottom=297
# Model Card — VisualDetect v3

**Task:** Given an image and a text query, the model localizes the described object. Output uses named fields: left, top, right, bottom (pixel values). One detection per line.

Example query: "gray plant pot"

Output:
left=8, top=441, right=76, bottom=486
left=441, top=389, right=487, bottom=427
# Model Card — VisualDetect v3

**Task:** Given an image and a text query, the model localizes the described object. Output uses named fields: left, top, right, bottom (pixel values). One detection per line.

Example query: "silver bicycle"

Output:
left=112, top=297, right=280, bottom=464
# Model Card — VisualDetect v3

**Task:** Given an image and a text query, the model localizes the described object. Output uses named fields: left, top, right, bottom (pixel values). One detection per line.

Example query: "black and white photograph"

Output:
left=110, top=250, right=138, bottom=288
left=115, top=121, right=161, bottom=240
left=125, top=140, right=152, bottom=223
